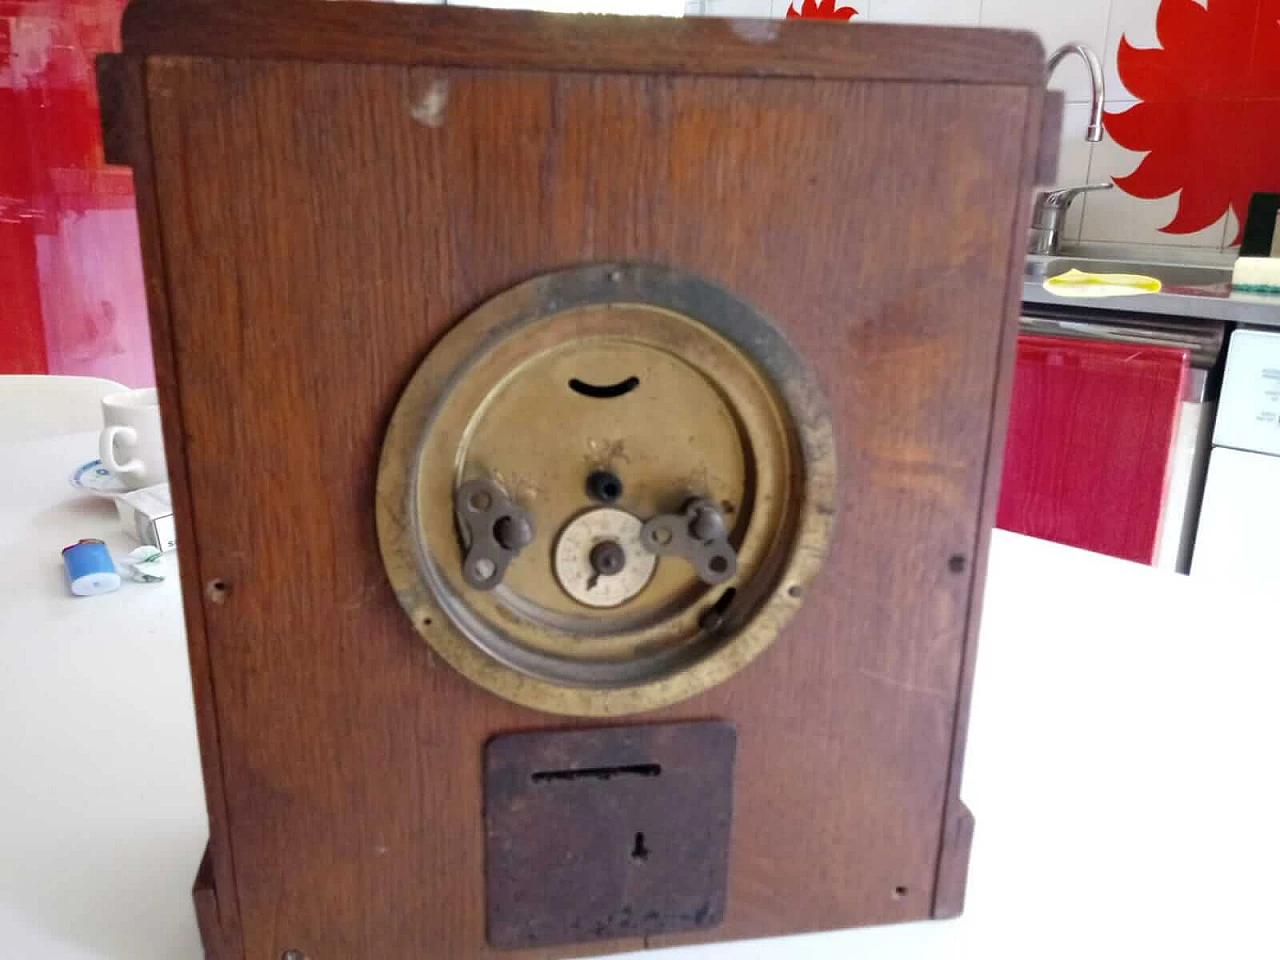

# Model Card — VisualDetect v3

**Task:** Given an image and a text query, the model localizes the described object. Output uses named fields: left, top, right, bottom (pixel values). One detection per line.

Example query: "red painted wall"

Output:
left=1, top=0, right=152, bottom=383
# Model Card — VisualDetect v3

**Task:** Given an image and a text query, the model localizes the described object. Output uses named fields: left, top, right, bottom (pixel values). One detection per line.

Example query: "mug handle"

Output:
left=100, top=425, right=144, bottom=475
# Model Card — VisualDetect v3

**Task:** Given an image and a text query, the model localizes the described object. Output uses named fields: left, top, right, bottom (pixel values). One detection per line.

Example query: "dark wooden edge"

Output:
left=194, top=844, right=232, bottom=960
left=1035, top=91, right=1064, bottom=186
left=931, top=801, right=974, bottom=919
left=96, top=55, right=136, bottom=166
left=96, top=53, right=247, bottom=960
left=120, top=0, right=1045, bottom=85
left=931, top=86, right=1052, bottom=920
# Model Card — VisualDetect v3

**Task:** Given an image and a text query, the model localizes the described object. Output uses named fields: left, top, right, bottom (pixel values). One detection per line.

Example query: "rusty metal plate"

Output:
left=485, top=721, right=737, bottom=950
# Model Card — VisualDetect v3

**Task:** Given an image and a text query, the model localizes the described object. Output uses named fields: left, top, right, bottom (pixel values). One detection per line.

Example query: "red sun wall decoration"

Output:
left=786, top=0, right=857, bottom=20
left=1107, top=0, right=1280, bottom=245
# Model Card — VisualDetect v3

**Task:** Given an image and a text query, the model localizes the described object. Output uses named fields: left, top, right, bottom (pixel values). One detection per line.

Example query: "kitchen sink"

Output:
left=1026, top=256, right=1232, bottom=292
left=1023, top=252, right=1280, bottom=326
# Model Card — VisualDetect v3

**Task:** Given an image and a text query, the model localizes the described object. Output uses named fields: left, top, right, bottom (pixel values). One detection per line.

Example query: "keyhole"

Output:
left=631, top=831, right=650, bottom=862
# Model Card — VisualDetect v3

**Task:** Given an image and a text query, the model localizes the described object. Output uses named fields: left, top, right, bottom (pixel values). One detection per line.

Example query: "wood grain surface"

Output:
left=116, top=11, right=1050, bottom=957
left=99, top=55, right=248, bottom=960
left=120, top=0, right=1045, bottom=85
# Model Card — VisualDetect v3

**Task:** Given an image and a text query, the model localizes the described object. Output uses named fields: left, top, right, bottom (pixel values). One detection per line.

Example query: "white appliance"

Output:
left=1192, top=328, right=1280, bottom=584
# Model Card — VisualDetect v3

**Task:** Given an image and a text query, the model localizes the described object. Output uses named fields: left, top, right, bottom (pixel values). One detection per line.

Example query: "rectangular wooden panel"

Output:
left=111, top=8, right=1050, bottom=957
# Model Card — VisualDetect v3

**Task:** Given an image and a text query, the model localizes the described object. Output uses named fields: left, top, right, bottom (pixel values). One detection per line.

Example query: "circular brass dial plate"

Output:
left=377, top=263, right=836, bottom=716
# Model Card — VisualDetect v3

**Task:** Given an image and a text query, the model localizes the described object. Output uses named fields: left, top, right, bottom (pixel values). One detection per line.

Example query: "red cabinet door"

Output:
left=997, top=333, right=1188, bottom=565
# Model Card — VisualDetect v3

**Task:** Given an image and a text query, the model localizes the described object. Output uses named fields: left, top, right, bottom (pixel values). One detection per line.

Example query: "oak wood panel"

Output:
left=104, top=55, right=246, bottom=958
left=139, top=49, right=1043, bottom=960
left=931, top=88, right=1045, bottom=920
left=121, top=0, right=1045, bottom=86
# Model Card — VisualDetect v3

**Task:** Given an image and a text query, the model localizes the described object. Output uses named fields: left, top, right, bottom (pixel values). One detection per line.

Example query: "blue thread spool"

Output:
left=62, top=539, right=121, bottom=597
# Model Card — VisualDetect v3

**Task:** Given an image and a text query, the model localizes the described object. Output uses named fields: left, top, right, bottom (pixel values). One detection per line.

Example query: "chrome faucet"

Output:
left=1029, top=183, right=1113, bottom=254
left=1047, top=42, right=1105, bottom=142
left=1029, top=43, right=1110, bottom=254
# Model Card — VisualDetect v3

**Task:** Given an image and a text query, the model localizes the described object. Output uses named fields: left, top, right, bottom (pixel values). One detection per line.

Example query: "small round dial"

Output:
left=553, top=508, right=657, bottom=608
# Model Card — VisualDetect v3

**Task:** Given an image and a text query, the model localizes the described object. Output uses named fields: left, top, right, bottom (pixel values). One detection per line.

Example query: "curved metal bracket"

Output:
left=454, top=478, right=535, bottom=590
left=640, top=498, right=738, bottom=585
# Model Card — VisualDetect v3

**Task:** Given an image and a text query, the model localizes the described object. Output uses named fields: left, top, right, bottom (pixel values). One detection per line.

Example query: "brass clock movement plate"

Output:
left=377, top=263, right=836, bottom=715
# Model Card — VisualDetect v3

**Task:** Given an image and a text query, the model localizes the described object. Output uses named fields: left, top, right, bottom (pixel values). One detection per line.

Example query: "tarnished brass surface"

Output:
left=377, top=263, right=836, bottom=715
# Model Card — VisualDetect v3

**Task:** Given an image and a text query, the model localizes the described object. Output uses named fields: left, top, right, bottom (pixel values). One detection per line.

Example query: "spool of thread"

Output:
left=62, top=539, right=121, bottom=597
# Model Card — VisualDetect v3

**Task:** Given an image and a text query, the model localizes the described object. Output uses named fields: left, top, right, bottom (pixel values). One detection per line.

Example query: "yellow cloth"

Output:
left=1043, top=268, right=1162, bottom=298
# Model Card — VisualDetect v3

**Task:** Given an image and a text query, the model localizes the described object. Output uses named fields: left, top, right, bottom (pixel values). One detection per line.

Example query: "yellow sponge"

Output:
left=1043, top=268, right=1162, bottom=298
left=1231, top=257, right=1280, bottom=294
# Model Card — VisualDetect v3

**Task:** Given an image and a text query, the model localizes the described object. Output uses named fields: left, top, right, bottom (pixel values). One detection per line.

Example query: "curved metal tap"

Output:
left=1047, top=42, right=1105, bottom=143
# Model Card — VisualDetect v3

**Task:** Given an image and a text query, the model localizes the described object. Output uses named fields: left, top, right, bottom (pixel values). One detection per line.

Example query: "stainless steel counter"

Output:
left=1022, top=255, right=1280, bottom=327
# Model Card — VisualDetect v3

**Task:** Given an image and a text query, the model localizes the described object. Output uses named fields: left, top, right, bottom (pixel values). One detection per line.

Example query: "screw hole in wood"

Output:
left=205, top=579, right=229, bottom=604
left=631, top=831, right=650, bottom=862
left=892, top=885, right=909, bottom=900
left=948, top=554, right=967, bottom=574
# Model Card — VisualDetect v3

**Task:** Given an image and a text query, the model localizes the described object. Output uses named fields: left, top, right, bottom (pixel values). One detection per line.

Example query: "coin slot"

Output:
left=569, top=376, right=640, bottom=399
left=531, top=763, right=662, bottom=784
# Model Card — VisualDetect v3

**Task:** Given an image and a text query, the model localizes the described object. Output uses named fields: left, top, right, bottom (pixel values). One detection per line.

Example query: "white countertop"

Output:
left=3, top=431, right=1277, bottom=959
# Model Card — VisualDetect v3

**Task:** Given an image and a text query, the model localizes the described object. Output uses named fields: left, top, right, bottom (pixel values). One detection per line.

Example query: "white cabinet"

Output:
left=1193, top=328, right=1280, bottom=583
left=1213, top=328, right=1280, bottom=457
left=1192, top=447, right=1280, bottom=585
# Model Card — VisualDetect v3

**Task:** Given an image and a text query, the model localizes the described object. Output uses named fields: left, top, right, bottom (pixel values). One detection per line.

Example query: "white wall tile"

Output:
left=1052, top=102, right=1102, bottom=243
left=1103, top=0, right=1163, bottom=102
left=980, top=0, right=1111, bottom=104
left=458, top=0, right=684, bottom=9
left=869, top=0, right=977, bottom=26
left=1078, top=121, right=1229, bottom=248
left=1221, top=208, right=1241, bottom=251
left=704, top=0, right=774, bottom=16
left=769, top=0, right=861, bottom=15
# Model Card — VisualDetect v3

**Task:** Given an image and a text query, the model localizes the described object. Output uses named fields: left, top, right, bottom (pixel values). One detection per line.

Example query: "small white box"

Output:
left=115, top=483, right=177, bottom=552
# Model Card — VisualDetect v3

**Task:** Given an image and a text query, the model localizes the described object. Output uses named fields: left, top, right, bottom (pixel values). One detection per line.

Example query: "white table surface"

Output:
left=3, top=430, right=1277, bottom=959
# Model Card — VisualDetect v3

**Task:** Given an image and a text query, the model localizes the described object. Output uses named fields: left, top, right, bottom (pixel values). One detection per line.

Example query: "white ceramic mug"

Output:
left=99, top=387, right=169, bottom=490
